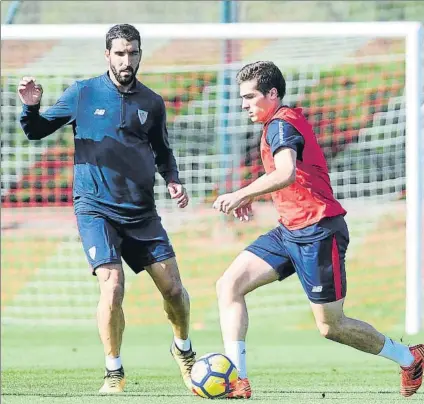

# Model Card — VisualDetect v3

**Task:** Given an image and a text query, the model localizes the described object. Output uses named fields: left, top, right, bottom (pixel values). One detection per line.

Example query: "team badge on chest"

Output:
left=137, top=109, right=148, bottom=124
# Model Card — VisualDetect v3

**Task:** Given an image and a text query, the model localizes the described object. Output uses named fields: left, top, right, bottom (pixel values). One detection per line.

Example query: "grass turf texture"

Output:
left=3, top=326, right=423, bottom=404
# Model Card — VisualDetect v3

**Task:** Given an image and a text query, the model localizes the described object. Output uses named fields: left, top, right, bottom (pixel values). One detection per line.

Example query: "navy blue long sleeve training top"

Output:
left=20, top=72, right=180, bottom=223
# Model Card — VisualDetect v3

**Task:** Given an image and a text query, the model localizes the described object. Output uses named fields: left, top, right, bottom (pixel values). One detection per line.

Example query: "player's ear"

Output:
left=104, top=49, right=110, bottom=63
left=269, top=87, right=278, bottom=100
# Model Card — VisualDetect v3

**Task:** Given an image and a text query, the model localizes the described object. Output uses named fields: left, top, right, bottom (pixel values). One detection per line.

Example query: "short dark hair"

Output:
left=236, top=61, right=286, bottom=99
left=106, top=24, right=141, bottom=50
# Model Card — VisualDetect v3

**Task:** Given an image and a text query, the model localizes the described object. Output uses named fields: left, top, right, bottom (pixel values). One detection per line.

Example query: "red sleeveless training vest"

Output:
left=261, top=106, right=346, bottom=230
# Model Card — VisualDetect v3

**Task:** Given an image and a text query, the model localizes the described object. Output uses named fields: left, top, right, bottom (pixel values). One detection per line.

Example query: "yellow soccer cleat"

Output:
left=170, top=342, right=197, bottom=391
left=99, top=367, right=126, bottom=393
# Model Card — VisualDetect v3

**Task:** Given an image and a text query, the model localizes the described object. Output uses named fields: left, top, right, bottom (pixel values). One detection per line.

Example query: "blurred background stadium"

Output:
left=1, top=1, right=423, bottom=403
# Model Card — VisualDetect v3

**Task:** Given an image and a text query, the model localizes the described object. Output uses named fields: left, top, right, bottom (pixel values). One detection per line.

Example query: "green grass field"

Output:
left=3, top=324, right=424, bottom=404
left=2, top=203, right=423, bottom=403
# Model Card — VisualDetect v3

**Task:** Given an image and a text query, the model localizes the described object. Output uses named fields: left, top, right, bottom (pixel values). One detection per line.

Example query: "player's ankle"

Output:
left=105, top=355, right=122, bottom=371
left=224, top=340, right=247, bottom=379
left=174, top=336, right=191, bottom=352
left=378, top=336, right=414, bottom=367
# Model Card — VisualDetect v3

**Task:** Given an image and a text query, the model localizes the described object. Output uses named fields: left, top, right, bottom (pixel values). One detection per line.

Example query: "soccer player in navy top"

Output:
left=212, top=61, right=423, bottom=399
left=18, top=24, right=196, bottom=394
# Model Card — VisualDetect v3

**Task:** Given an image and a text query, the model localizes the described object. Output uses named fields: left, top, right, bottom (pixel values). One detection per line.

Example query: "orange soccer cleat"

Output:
left=227, top=377, right=252, bottom=399
left=400, top=344, right=424, bottom=397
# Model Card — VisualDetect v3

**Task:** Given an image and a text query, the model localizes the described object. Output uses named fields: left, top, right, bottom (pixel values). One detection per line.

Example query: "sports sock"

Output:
left=378, top=336, right=414, bottom=367
left=174, top=336, right=191, bottom=352
left=105, top=355, right=122, bottom=371
left=225, top=340, right=247, bottom=379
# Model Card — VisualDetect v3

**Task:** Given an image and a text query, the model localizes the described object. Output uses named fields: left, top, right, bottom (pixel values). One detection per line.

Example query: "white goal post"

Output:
left=1, top=22, right=422, bottom=334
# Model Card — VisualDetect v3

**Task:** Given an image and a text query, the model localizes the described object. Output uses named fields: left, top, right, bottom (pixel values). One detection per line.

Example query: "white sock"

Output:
left=174, top=337, right=191, bottom=352
left=378, top=336, right=414, bottom=367
left=225, top=340, right=247, bottom=379
left=105, top=355, right=122, bottom=371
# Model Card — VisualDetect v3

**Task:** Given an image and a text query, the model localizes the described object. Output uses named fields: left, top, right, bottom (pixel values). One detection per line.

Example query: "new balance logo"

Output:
left=94, top=109, right=105, bottom=115
left=278, top=121, right=285, bottom=145
left=312, top=285, right=323, bottom=293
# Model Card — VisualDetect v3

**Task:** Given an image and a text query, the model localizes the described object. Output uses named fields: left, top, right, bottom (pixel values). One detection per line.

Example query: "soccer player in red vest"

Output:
left=212, top=61, right=423, bottom=399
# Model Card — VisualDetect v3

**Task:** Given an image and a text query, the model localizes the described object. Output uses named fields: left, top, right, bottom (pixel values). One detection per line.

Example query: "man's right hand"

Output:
left=18, top=77, right=43, bottom=105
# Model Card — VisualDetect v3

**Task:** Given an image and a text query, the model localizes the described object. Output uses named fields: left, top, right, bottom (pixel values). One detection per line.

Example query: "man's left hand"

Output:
left=168, top=182, right=189, bottom=208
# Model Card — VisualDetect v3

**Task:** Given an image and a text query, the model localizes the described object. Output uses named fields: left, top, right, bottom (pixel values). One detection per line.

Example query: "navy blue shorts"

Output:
left=76, top=214, right=175, bottom=275
left=245, top=220, right=349, bottom=304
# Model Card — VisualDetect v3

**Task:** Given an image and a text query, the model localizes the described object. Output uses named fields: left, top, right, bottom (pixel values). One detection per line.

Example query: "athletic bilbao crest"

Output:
left=88, top=246, right=96, bottom=260
left=138, top=109, right=148, bottom=124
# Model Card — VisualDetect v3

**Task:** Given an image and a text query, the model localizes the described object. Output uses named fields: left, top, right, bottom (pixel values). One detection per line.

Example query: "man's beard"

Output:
left=110, top=64, right=139, bottom=85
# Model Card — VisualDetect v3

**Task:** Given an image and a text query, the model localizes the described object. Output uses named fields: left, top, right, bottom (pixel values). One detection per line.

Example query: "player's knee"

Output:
left=216, top=274, right=238, bottom=301
left=103, top=282, right=124, bottom=308
left=161, top=283, right=183, bottom=302
left=216, top=276, right=224, bottom=297
left=316, top=319, right=343, bottom=341
left=98, top=270, right=125, bottom=307
left=316, top=321, right=332, bottom=339
left=216, top=275, right=226, bottom=299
